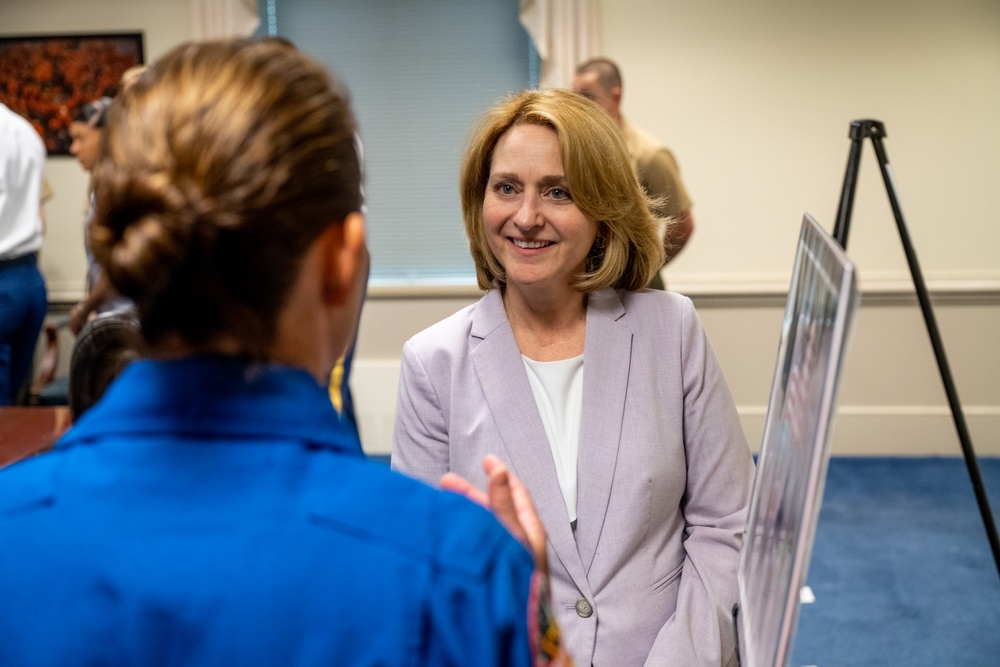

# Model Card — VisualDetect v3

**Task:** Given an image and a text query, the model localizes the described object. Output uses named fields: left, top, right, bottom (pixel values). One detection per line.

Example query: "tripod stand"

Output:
left=834, top=119, right=1000, bottom=579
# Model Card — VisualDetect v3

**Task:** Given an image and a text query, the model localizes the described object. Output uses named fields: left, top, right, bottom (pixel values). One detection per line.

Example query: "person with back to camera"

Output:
left=573, top=57, right=694, bottom=290
left=0, top=38, right=572, bottom=666
left=391, top=88, right=755, bottom=666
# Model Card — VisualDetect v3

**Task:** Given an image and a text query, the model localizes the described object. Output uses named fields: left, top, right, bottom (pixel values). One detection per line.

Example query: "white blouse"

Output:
left=521, top=354, right=584, bottom=526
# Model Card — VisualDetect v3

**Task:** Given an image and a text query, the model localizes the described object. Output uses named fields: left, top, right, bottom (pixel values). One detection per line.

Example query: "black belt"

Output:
left=0, top=252, right=38, bottom=269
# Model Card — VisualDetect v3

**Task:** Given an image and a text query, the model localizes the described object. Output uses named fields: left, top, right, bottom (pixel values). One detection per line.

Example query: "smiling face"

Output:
left=69, top=121, right=102, bottom=172
left=483, top=123, right=599, bottom=300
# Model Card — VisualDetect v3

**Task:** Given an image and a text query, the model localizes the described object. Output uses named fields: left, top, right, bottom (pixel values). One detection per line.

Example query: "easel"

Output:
left=833, top=119, right=1000, bottom=579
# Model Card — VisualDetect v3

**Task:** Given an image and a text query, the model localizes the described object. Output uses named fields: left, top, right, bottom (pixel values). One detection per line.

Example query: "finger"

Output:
left=440, top=472, right=489, bottom=507
left=487, top=466, right=528, bottom=545
left=481, top=453, right=506, bottom=476
left=482, top=456, right=526, bottom=537
left=509, top=472, right=548, bottom=570
left=483, top=456, right=549, bottom=573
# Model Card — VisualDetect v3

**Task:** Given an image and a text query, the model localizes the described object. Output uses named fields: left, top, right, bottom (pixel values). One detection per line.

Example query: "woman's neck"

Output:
left=502, top=285, right=587, bottom=362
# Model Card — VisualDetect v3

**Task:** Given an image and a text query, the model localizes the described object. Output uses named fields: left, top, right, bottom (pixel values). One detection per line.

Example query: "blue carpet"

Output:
left=377, top=453, right=999, bottom=664
left=792, top=457, right=1000, bottom=667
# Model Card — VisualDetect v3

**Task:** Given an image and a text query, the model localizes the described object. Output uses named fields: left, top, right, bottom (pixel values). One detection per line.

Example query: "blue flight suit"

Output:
left=0, top=356, right=535, bottom=666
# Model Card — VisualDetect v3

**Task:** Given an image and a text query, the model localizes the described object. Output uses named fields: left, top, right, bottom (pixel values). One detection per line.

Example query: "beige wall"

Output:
left=9, top=1, right=998, bottom=456
left=353, top=0, right=1000, bottom=456
left=351, top=288, right=999, bottom=457
left=599, top=0, right=1000, bottom=292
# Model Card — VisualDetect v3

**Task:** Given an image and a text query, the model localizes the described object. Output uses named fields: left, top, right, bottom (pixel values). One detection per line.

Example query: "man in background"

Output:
left=0, top=102, right=47, bottom=404
left=573, top=57, right=694, bottom=289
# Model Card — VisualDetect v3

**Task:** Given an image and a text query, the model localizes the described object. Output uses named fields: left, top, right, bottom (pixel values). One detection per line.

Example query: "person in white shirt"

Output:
left=0, top=102, right=48, bottom=404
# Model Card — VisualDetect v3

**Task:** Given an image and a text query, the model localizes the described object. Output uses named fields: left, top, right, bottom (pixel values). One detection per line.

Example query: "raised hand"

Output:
left=441, top=454, right=548, bottom=575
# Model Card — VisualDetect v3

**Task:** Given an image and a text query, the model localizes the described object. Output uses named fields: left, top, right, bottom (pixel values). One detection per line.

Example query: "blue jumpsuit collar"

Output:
left=62, top=355, right=363, bottom=456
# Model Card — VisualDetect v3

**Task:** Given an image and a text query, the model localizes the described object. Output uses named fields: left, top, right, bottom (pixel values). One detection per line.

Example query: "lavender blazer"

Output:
left=392, top=288, right=755, bottom=666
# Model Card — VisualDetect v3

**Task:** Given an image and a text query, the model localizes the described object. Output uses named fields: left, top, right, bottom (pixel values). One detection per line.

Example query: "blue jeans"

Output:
left=0, top=254, right=47, bottom=405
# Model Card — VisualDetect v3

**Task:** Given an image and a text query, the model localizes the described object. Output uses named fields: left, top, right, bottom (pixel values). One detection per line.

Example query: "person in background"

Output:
left=0, top=102, right=48, bottom=405
left=67, top=96, right=122, bottom=331
left=392, top=88, right=754, bottom=666
left=66, top=68, right=147, bottom=343
left=573, top=57, right=694, bottom=289
left=0, top=38, right=569, bottom=666
left=66, top=97, right=110, bottom=177
left=67, top=96, right=132, bottom=334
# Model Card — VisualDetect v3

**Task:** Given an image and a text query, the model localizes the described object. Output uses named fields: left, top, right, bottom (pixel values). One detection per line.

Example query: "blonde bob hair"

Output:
left=460, top=88, right=665, bottom=292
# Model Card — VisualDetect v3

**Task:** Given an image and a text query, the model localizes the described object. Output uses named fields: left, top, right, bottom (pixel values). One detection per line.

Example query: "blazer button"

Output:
left=574, top=598, right=593, bottom=618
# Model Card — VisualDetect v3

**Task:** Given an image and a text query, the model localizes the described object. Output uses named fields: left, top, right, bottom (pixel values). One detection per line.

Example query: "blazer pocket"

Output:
left=651, top=561, right=683, bottom=596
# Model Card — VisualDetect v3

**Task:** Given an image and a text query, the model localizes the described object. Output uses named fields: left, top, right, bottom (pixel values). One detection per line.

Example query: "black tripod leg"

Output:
left=833, top=131, right=864, bottom=248
left=870, top=134, right=1000, bottom=580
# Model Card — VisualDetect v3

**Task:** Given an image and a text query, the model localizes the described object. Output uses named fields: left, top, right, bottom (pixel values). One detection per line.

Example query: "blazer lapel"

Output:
left=575, top=289, right=631, bottom=575
left=470, top=290, right=591, bottom=591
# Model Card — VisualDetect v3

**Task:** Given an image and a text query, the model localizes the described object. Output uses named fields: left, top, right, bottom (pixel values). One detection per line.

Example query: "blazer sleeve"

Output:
left=644, top=298, right=755, bottom=667
left=391, top=339, right=452, bottom=486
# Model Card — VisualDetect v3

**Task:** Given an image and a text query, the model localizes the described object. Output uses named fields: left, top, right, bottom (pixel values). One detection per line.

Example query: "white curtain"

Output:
left=519, top=0, right=601, bottom=89
left=191, top=0, right=261, bottom=40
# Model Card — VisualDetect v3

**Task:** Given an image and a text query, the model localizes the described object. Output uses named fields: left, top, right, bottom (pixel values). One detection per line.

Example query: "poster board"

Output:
left=735, top=213, right=859, bottom=667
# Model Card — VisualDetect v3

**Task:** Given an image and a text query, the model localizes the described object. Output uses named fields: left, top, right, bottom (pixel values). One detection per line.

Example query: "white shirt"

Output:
left=0, top=103, right=45, bottom=260
left=522, top=354, right=584, bottom=525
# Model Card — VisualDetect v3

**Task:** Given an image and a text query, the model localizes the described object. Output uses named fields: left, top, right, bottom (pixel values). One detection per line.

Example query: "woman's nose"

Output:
left=513, top=194, right=542, bottom=228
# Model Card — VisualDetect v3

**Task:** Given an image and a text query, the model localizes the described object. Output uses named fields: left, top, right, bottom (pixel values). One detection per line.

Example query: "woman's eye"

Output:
left=496, top=183, right=515, bottom=195
left=549, top=188, right=570, bottom=201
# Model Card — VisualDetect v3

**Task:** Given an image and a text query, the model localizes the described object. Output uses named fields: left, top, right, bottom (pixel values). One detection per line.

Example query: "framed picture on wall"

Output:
left=0, top=32, right=144, bottom=155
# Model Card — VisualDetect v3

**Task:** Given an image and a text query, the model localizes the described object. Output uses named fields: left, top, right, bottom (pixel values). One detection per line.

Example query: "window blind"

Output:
left=264, top=0, right=531, bottom=285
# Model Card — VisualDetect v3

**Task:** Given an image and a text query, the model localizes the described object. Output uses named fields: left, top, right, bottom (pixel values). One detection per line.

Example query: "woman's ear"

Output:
left=321, top=212, right=367, bottom=307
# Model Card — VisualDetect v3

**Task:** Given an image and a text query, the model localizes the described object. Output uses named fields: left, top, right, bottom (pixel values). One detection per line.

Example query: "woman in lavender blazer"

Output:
left=393, top=89, right=755, bottom=667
